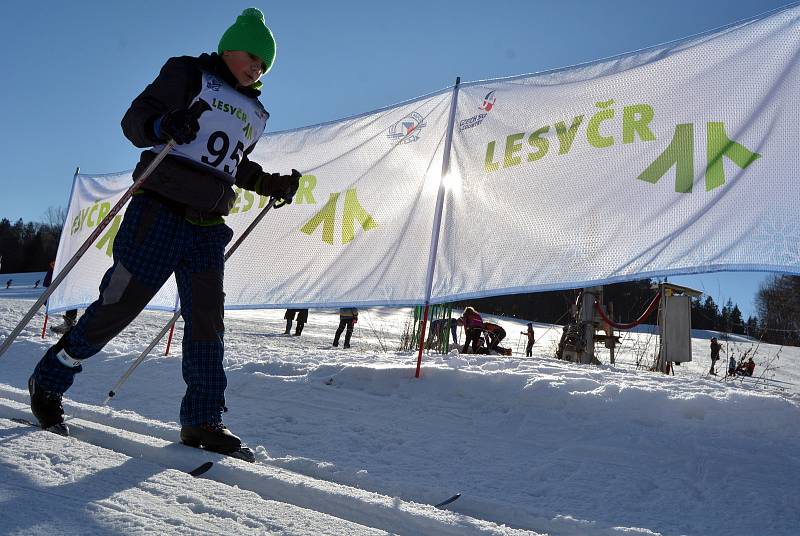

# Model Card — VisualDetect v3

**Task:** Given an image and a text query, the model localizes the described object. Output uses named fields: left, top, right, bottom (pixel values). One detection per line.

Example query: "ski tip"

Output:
left=434, top=492, right=462, bottom=508
left=188, top=461, right=214, bottom=477
left=11, top=417, right=38, bottom=427
left=229, top=447, right=256, bottom=463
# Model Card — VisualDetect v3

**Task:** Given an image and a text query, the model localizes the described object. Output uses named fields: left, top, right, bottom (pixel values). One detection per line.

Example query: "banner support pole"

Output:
left=415, top=76, right=461, bottom=378
left=42, top=166, right=80, bottom=340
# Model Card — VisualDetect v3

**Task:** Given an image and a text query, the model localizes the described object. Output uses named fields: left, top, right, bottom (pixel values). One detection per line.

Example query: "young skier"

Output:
left=27, top=8, right=299, bottom=459
left=521, top=322, right=535, bottom=357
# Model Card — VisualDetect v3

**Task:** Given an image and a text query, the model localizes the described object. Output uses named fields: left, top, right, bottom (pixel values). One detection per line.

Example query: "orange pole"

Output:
left=41, top=313, right=48, bottom=338
left=164, top=322, right=175, bottom=356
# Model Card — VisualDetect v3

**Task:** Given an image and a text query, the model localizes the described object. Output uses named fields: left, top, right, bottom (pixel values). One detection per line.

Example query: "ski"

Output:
left=11, top=417, right=254, bottom=464
left=11, top=417, right=37, bottom=427
left=182, top=442, right=257, bottom=463
left=11, top=417, right=68, bottom=436
left=188, top=461, right=214, bottom=477
left=434, top=492, right=461, bottom=508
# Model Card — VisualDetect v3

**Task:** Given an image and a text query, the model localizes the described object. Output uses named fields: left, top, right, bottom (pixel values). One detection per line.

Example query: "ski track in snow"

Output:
left=1, top=275, right=799, bottom=535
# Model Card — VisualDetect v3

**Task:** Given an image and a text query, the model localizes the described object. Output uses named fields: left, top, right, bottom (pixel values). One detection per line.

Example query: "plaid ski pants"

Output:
left=33, top=194, right=233, bottom=426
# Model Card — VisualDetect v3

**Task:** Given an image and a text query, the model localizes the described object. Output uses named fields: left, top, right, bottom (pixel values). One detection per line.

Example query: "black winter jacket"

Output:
left=121, top=53, right=269, bottom=218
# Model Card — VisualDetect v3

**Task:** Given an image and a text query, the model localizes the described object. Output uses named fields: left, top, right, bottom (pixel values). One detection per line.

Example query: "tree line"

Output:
left=0, top=207, right=65, bottom=274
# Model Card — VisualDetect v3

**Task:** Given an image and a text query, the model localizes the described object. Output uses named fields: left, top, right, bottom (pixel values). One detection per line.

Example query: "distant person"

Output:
left=333, top=307, right=358, bottom=348
left=728, top=355, right=737, bottom=377
left=34, top=279, right=40, bottom=288
left=43, top=260, right=79, bottom=335
left=284, top=309, right=298, bottom=334
left=744, top=357, right=756, bottom=377
left=521, top=323, right=535, bottom=357
left=5, top=279, right=11, bottom=289
left=709, top=337, right=723, bottom=375
left=428, top=317, right=462, bottom=348
left=286, top=308, right=308, bottom=336
left=460, top=306, right=484, bottom=354
left=43, top=260, right=55, bottom=287
left=482, top=322, right=507, bottom=352
left=51, top=309, right=79, bottom=335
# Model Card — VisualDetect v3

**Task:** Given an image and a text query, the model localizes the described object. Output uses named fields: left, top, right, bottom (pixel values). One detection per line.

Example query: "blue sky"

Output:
left=0, top=0, right=792, bottom=318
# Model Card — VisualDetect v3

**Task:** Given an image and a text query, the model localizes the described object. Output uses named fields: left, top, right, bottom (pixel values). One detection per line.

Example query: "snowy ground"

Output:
left=1, top=271, right=799, bottom=535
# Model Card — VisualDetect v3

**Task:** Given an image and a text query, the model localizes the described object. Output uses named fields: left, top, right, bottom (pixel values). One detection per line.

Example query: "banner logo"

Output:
left=459, top=90, right=497, bottom=132
left=387, top=112, right=426, bottom=144
left=479, top=90, right=496, bottom=111
left=206, top=76, right=223, bottom=92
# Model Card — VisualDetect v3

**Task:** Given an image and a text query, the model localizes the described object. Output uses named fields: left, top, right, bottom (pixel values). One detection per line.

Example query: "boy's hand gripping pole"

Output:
left=0, top=100, right=212, bottom=359
left=104, top=194, right=283, bottom=404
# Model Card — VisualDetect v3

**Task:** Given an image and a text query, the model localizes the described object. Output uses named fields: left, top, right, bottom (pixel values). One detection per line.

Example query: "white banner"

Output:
left=49, top=91, right=452, bottom=312
left=433, top=4, right=800, bottom=302
left=50, top=4, right=800, bottom=312
left=49, top=171, right=180, bottom=313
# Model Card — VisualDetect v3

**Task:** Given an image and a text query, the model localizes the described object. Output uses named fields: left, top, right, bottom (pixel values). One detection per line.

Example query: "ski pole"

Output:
left=0, top=100, right=211, bottom=360
left=103, top=174, right=298, bottom=403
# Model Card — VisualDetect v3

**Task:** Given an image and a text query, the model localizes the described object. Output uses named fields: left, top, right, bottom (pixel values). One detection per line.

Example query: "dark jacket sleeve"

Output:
left=234, top=142, right=266, bottom=192
left=121, top=56, right=200, bottom=148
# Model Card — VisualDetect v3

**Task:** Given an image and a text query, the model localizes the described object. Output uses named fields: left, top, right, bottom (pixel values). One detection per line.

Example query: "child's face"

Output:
left=222, top=50, right=265, bottom=86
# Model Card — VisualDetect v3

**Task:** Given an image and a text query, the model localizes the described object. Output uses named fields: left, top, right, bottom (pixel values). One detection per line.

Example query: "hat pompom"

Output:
left=240, top=7, right=265, bottom=23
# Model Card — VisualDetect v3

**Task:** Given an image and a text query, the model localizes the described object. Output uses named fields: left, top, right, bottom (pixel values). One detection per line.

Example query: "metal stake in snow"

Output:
left=104, top=176, right=299, bottom=404
left=0, top=99, right=211, bottom=360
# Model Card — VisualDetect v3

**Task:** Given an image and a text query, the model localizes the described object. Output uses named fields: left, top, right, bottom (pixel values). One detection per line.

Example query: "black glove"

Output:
left=156, top=107, right=201, bottom=145
left=260, top=169, right=302, bottom=206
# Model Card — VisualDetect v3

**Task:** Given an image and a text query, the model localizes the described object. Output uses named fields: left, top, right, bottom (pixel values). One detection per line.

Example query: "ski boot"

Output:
left=28, top=376, right=69, bottom=436
left=50, top=315, right=77, bottom=335
left=181, top=422, right=255, bottom=462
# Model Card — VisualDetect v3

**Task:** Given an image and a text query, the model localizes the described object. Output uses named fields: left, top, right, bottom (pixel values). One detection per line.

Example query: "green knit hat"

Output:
left=218, top=7, right=276, bottom=74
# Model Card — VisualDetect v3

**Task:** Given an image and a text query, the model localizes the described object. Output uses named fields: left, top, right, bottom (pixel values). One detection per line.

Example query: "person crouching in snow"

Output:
left=482, top=321, right=507, bottom=353
left=727, top=354, right=737, bottom=377
left=460, top=306, right=484, bottom=353
left=28, top=8, right=300, bottom=457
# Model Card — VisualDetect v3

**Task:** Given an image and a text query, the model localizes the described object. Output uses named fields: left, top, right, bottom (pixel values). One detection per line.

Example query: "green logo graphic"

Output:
left=482, top=99, right=761, bottom=193
left=301, top=188, right=378, bottom=245
left=638, top=122, right=760, bottom=192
